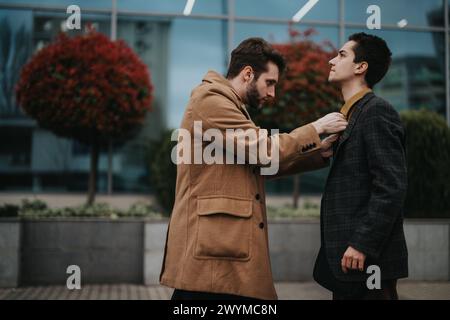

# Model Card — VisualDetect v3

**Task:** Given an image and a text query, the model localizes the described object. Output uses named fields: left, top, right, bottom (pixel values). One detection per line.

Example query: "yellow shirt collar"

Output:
left=340, top=88, right=372, bottom=119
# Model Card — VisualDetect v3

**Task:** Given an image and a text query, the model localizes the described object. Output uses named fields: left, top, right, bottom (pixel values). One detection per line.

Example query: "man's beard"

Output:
left=246, top=81, right=262, bottom=109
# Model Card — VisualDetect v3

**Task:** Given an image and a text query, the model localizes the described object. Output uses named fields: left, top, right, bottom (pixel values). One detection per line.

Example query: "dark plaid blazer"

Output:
left=315, top=92, right=408, bottom=284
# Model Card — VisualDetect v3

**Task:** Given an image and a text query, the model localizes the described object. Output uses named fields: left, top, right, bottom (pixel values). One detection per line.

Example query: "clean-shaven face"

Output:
left=246, top=61, right=279, bottom=109
left=328, top=40, right=359, bottom=84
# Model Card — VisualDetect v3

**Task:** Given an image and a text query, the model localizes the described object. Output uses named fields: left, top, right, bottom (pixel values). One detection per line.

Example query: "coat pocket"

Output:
left=194, top=195, right=253, bottom=261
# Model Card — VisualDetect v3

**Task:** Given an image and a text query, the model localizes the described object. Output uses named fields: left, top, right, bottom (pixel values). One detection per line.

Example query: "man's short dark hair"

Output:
left=226, top=37, right=286, bottom=80
left=348, top=32, right=392, bottom=88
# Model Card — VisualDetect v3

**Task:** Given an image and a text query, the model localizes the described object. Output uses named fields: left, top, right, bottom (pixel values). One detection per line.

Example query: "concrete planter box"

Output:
left=404, top=220, right=450, bottom=281
left=144, top=221, right=169, bottom=285
left=0, top=219, right=21, bottom=287
left=269, top=219, right=450, bottom=282
left=19, top=218, right=145, bottom=286
left=0, top=218, right=448, bottom=287
left=269, top=219, right=321, bottom=281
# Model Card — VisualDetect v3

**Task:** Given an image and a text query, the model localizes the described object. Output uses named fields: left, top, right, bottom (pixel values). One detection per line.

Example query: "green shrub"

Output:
left=267, top=204, right=320, bottom=219
left=21, top=198, right=47, bottom=211
left=0, top=204, right=19, bottom=217
left=0, top=199, right=163, bottom=219
left=124, top=202, right=162, bottom=218
left=400, top=109, right=450, bottom=218
left=147, top=130, right=177, bottom=216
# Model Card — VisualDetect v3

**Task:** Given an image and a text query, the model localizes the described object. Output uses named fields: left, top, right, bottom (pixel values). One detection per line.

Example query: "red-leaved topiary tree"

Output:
left=251, top=25, right=342, bottom=207
left=16, top=28, right=153, bottom=205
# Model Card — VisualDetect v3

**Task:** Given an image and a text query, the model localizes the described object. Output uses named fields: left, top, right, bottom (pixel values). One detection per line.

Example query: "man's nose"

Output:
left=267, top=87, right=275, bottom=98
left=329, top=57, right=336, bottom=66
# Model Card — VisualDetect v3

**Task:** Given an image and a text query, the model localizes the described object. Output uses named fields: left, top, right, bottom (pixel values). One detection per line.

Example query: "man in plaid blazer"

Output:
left=313, top=33, right=408, bottom=300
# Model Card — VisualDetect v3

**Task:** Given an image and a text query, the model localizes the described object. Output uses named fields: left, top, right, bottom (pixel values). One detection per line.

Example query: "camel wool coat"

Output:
left=160, top=70, right=328, bottom=299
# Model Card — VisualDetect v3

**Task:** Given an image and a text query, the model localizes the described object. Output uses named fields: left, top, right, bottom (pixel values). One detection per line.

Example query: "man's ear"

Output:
left=242, top=66, right=254, bottom=82
left=355, top=61, right=368, bottom=75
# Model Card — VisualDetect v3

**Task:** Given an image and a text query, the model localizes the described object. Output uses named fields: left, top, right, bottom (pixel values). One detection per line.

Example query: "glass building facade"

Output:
left=0, top=0, right=448, bottom=194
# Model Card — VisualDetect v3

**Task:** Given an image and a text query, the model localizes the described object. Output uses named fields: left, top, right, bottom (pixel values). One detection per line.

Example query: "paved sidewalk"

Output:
left=1, top=280, right=449, bottom=300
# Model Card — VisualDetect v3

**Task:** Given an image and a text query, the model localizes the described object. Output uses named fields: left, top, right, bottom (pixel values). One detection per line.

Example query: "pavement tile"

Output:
left=0, top=282, right=448, bottom=300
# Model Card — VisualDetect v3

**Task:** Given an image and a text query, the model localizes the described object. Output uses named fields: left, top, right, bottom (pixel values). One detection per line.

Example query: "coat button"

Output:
left=255, top=194, right=260, bottom=200
left=259, top=222, right=264, bottom=229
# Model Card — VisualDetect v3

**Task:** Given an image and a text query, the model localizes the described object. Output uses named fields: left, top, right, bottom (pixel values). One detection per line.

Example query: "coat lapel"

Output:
left=333, top=93, right=375, bottom=160
left=239, top=103, right=252, bottom=120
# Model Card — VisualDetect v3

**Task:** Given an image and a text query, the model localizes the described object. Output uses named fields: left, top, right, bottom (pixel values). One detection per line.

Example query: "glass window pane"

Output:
left=168, top=19, right=228, bottom=129
left=345, top=0, right=444, bottom=27
left=0, top=9, right=32, bottom=119
left=113, top=16, right=172, bottom=192
left=34, top=11, right=111, bottom=50
left=235, top=22, right=339, bottom=48
left=345, top=28, right=446, bottom=115
left=0, top=7, right=113, bottom=192
left=0, top=127, right=31, bottom=169
left=235, top=0, right=339, bottom=21
left=0, top=1, right=227, bottom=16
left=117, top=0, right=227, bottom=15
left=0, top=0, right=112, bottom=10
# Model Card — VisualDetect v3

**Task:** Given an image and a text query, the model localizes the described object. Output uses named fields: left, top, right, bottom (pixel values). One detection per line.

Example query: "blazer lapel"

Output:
left=333, top=93, right=375, bottom=160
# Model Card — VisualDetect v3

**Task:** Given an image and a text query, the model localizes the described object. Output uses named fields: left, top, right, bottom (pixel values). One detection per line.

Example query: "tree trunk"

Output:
left=107, top=139, right=113, bottom=195
left=87, top=139, right=99, bottom=206
left=293, top=174, right=300, bottom=209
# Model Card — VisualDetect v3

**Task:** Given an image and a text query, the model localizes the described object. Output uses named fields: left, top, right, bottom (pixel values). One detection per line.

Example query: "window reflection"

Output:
left=0, top=10, right=32, bottom=119
left=34, top=12, right=110, bottom=49
left=234, top=22, right=339, bottom=48
left=345, top=0, right=444, bottom=27
left=116, top=0, right=227, bottom=15
left=114, top=17, right=171, bottom=192
left=0, top=1, right=448, bottom=194
left=168, top=19, right=227, bottom=129
left=0, top=0, right=111, bottom=9
left=234, top=0, right=338, bottom=21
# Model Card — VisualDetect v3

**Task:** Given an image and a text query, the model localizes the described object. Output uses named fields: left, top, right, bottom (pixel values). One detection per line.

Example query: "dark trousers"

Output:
left=171, top=289, right=260, bottom=300
left=332, top=279, right=398, bottom=300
